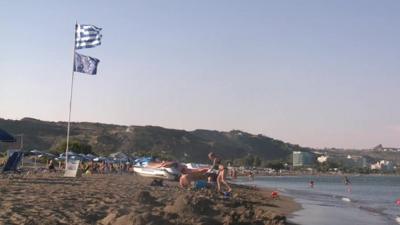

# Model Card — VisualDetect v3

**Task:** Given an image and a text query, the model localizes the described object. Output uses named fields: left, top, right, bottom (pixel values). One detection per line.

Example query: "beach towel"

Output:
left=2, top=151, right=23, bottom=172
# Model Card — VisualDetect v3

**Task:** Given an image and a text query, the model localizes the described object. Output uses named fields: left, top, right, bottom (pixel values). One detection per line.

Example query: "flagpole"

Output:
left=65, top=22, right=77, bottom=171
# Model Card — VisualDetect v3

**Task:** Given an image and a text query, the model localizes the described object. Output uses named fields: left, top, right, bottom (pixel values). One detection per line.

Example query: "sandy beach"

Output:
left=0, top=173, right=299, bottom=225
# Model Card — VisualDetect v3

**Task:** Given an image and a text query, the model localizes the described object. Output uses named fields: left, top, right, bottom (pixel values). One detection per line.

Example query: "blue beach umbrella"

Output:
left=0, top=128, right=16, bottom=142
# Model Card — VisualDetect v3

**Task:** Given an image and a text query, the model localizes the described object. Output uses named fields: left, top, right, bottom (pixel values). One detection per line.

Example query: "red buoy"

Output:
left=271, top=191, right=279, bottom=199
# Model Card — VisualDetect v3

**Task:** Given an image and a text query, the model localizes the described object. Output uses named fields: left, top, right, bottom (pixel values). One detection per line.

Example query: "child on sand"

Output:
left=217, top=164, right=232, bottom=193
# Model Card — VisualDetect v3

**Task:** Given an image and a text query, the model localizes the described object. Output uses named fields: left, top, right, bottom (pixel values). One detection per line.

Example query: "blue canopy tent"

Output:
left=2, top=151, right=23, bottom=172
left=0, top=128, right=16, bottom=142
left=0, top=129, right=21, bottom=172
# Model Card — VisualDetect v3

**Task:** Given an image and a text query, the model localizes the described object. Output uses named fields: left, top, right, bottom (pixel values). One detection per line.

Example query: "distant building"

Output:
left=328, top=155, right=369, bottom=169
left=317, top=155, right=329, bottom=163
left=370, top=160, right=395, bottom=172
left=346, top=155, right=368, bottom=168
left=293, top=151, right=315, bottom=167
left=341, top=155, right=368, bottom=168
left=373, top=144, right=400, bottom=152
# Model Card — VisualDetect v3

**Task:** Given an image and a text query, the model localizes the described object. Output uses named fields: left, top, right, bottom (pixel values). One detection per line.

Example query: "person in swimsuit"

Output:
left=309, top=180, right=314, bottom=188
left=208, top=152, right=220, bottom=182
left=344, top=176, right=352, bottom=193
left=179, top=166, right=209, bottom=188
left=48, top=159, right=56, bottom=172
left=344, top=176, right=351, bottom=185
left=217, top=164, right=232, bottom=192
left=208, top=152, right=232, bottom=192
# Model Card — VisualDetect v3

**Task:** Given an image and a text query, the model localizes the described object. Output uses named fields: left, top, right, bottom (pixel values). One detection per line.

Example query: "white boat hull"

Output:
left=133, top=167, right=180, bottom=181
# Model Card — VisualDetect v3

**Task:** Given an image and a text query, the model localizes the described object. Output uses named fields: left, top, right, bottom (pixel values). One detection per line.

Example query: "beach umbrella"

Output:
left=44, top=152, right=55, bottom=158
left=109, top=152, right=128, bottom=159
left=78, top=153, right=88, bottom=159
left=105, top=157, right=116, bottom=163
left=0, top=128, right=16, bottom=142
left=39, top=153, right=55, bottom=159
left=93, top=156, right=107, bottom=162
left=86, top=154, right=96, bottom=159
left=30, top=149, right=43, bottom=155
left=55, top=156, right=66, bottom=161
left=59, top=151, right=78, bottom=158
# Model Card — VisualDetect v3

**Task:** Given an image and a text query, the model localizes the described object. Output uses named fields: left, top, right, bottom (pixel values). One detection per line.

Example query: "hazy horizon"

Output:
left=1, top=1, right=400, bottom=149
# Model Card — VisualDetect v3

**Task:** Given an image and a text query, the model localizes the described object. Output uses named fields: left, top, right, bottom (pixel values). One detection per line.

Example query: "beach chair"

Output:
left=2, top=151, right=24, bottom=173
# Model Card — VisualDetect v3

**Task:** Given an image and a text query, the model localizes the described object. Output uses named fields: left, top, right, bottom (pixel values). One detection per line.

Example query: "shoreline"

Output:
left=246, top=175, right=399, bottom=225
left=233, top=180, right=302, bottom=225
left=238, top=173, right=400, bottom=179
left=0, top=173, right=301, bottom=225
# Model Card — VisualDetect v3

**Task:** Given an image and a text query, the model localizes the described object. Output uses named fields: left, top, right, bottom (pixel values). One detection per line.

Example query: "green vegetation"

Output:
left=316, top=161, right=340, bottom=172
left=54, top=140, right=93, bottom=155
left=0, top=117, right=313, bottom=163
left=232, top=155, right=262, bottom=167
left=263, top=161, right=286, bottom=171
left=132, top=150, right=175, bottom=161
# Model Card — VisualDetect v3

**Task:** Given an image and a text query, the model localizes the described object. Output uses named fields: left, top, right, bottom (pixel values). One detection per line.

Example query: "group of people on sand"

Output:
left=179, top=152, right=232, bottom=193
left=48, top=160, right=134, bottom=174
left=45, top=151, right=233, bottom=193
left=80, top=161, right=133, bottom=174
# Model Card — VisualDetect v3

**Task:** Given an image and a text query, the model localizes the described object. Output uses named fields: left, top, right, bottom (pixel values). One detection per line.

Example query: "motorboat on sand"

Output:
left=133, top=158, right=181, bottom=181
left=133, top=166, right=180, bottom=181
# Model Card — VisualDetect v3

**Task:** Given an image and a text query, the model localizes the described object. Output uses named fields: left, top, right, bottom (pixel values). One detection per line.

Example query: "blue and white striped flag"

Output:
left=74, top=52, right=100, bottom=75
left=75, top=24, right=102, bottom=49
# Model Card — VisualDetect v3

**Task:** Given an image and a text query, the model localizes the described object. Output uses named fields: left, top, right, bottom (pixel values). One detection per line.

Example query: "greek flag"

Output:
left=75, top=24, right=102, bottom=49
left=74, top=52, right=100, bottom=75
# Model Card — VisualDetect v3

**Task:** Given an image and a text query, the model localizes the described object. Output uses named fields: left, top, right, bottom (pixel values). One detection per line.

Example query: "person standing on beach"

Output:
left=230, top=167, right=237, bottom=179
left=48, top=159, right=56, bottom=172
left=208, top=152, right=232, bottom=193
left=208, top=152, right=221, bottom=182
left=248, top=171, right=255, bottom=181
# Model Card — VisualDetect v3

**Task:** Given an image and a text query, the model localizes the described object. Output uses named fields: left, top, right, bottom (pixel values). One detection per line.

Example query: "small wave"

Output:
left=285, top=188, right=394, bottom=222
left=342, top=197, right=351, bottom=202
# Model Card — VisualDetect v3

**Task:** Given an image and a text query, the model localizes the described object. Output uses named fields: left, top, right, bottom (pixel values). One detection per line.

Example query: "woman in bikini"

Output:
left=208, top=152, right=231, bottom=192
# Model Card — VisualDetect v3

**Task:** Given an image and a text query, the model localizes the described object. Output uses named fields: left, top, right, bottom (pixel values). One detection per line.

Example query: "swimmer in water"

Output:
left=344, top=176, right=351, bottom=185
left=309, top=180, right=314, bottom=188
left=248, top=171, right=254, bottom=181
left=344, top=176, right=352, bottom=193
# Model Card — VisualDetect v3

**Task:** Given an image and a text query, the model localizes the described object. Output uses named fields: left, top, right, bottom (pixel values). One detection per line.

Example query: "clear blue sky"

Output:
left=1, top=0, right=399, bottom=149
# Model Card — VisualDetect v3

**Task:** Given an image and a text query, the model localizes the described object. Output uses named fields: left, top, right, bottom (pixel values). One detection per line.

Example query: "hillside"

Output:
left=0, top=118, right=313, bottom=163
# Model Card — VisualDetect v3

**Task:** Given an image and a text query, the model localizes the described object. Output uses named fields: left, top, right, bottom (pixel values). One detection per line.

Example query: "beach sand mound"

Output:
left=0, top=174, right=298, bottom=225
left=101, top=211, right=172, bottom=225
left=164, top=193, right=215, bottom=216
left=134, top=190, right=157, bottom=204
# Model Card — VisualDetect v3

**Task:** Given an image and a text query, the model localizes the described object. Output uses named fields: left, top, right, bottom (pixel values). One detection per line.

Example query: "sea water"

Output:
left=239, top=175, right=400, bottom=225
